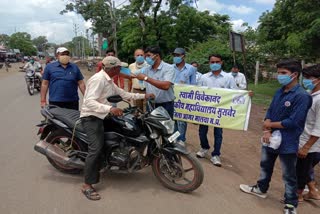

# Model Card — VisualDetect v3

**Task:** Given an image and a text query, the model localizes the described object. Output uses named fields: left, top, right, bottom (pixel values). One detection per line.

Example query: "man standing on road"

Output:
left=173, top=48, right=196, bottom=145
left=240, top=59, right=312, bottom=214
left=80, top=56, right=154, bottom=200
left=40, top=47, right=86, bottom=110
left=296, top=64, right=320, bottom=201
left=196, top=54, right=238, bottom=167
left=128, top=49, right=148, bottom=111
left=230, top=64, right=247, bottom=90
left=135, top=46, right=176, bottom=118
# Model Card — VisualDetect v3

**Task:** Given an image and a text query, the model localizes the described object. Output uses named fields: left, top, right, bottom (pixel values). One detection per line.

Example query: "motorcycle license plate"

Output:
left=168, top=131, right=180, bottom=143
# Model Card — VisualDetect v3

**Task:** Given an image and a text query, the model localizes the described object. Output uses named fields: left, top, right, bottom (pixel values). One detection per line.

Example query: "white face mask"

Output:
left=59, top=55, right=70, bottom=65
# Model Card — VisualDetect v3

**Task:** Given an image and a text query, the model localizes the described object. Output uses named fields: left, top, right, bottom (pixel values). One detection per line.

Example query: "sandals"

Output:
left=82, top=188, right=101, bottom=200
left=303, top=193, right=320, bottom=201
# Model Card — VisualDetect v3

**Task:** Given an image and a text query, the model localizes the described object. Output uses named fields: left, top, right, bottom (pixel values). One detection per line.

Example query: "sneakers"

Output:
left=239, top=184, right=267, bottom=199
left=196, top=148, right=208, bottom=158
left=283, top=204, right=297, bottom=214
left=176, top=140, right=186, bottom=147
left=210, top=155, right=222, bottom=167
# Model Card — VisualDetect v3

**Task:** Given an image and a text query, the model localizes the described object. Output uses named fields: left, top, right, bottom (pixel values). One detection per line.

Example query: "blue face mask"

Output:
left=210, top=63, right=221, bottom=71
left=173, top=56, right=183, bottom=64
left=231, top=72, right=238, bottom=77
left=303, top=78, right=317, bottom=91
left=277, top=74, right=293, bottom=86
left=135, top=56, right=144, bottom=64
left=146, top=57, right=155, bottom=66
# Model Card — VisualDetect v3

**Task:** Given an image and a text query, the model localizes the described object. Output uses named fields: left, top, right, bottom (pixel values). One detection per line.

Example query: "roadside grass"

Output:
left=248, top=81, right=280, bottom=107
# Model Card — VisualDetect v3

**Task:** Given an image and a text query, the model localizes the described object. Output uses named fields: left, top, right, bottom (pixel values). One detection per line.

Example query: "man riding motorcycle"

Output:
left=23, top=58, right=43, bottom=80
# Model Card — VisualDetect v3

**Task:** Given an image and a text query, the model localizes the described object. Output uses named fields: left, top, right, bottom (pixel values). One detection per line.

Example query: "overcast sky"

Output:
left=0, top=0, right=275, bottom=44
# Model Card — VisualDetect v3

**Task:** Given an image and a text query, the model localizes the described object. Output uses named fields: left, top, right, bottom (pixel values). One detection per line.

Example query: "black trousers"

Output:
left=296, top=152, right=319, bottom=190
left=81, top=116, right=104, bottom=185
left=49, top=101, right=79, bottom=110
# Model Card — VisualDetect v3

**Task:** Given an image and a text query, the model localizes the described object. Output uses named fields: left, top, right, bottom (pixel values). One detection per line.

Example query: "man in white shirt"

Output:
left=196, top=54, right=238, bottom=167
left=230, top=64, right=247, bottom=90
left=296, top=64, right=320, bottom=201
left=23, top=57, right=42, bottom=80
left=80, top=56, right=154, bottom=200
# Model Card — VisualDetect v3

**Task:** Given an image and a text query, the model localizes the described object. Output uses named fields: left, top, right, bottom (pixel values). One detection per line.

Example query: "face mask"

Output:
left=146, top=57, right=155, bottom=66
left=303, top=78, right=318, bottom=91
left=135, top=56, right=144, bottom=64
left=59, top=55, right=70, bottom=65
left=231, top=72, right=238, bottom=77
left=210, top=63, right=221, bottom=71
left=277, top=74, right=293, bottom=86
left=173, top=56, right=183, bottom=64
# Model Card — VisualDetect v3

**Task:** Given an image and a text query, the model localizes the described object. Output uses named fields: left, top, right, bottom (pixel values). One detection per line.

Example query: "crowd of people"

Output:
left=39, top=46, right=319, bottom=214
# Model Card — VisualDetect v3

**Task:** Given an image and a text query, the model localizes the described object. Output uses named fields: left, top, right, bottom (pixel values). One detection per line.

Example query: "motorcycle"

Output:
left=34, top=97, right=204, bottom=193
left=25, top=68, right=41, bottom=95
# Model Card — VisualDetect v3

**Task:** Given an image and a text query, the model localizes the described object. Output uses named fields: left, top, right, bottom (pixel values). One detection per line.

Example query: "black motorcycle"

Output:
left=34, top=96, right=204, bottom=193
left=25, top=68, right=41, bottom=95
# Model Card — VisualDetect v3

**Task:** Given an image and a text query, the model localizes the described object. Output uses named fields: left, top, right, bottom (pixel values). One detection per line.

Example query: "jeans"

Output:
left=257, top=146, right=298, bottom=207
left=81, top=116, right=105, bottom=185
left=198, top=125, right=223, bottom=156
left=177, top=120, right=187, bottom=142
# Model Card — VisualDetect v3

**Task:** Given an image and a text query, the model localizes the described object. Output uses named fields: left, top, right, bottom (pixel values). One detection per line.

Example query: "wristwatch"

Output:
left=144, top=76, right=148, bottom=81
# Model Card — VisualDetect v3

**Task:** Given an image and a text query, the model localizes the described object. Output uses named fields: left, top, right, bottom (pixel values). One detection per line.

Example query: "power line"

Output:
left=115, top=0, right=129, bottom=8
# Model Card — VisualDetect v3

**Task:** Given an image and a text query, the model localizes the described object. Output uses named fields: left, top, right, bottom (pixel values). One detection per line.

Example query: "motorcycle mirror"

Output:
left=107, top=95, right=123, bottom=103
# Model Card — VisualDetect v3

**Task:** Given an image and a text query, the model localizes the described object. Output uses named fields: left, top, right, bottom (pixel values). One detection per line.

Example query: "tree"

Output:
left=8, top=32, right=37, bottom=56
left=257, top=0, right=320, bottom=60
left=0, top=34, right=10, bottom=47
left=32, top=36, right=48, bottom=52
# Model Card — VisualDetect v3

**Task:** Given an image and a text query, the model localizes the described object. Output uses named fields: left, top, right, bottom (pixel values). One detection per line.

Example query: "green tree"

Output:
left=8, top=32, right=37, bottom=56
left=0, top=34, right=10, bottom=47
left=257, top=0, right=320, bottom=60
left=32, top=36, right=48, bottom=52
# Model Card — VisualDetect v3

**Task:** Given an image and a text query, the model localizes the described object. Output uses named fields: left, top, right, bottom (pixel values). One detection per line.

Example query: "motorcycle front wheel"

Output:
left=27, top=81, right=34, bottom=95
left=152, top=152, right=204, bottom=193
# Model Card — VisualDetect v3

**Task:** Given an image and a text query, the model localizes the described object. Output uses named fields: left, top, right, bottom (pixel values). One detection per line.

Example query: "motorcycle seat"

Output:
left=47, top=106, right=84, bottom=132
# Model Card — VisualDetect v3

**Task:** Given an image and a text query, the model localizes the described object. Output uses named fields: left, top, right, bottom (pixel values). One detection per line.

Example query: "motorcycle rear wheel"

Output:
left=152, top=152, right=204, bottom=193
left=27, top=81, right=34, bottom=95
left=46, top=130, right=86, bottom=174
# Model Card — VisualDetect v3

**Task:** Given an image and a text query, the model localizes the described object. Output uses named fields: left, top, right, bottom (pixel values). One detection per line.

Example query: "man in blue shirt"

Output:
left=173, top=48, right=196, bottom=145
left=196, top=54, right=237, bottom=167
left=41, top=47, right=86, bottom=110
left=136, top=46, right=176, bottom=118
left=240, top=59, right=312, bottom=214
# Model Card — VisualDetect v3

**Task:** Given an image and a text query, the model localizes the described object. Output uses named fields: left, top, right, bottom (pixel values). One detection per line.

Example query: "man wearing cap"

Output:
left=135, top=46, right=176, bottom=118
left=41, top=47, right=86, bottom=110
left=173, top=48, right=197, bottom=145
left=231, top=64, right=247, bottom=90
left=128, top=49, right=148, bottom=111
left=80, top=56, right=155, bottom=200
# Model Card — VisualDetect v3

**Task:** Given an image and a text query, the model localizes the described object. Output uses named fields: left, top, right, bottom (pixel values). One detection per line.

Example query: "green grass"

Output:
left=248, top=81, right=281, bottom=107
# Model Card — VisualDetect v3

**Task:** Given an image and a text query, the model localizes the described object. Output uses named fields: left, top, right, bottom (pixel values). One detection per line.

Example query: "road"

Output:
left=0, top=64, right=318, bottom=214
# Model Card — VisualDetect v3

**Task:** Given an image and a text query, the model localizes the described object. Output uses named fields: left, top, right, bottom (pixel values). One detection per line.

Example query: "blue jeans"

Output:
left=257, top=146, right=298, bottom=207
left=198, top=125, right=223, bottom=156
left=177, top=121, right=187, bottom=142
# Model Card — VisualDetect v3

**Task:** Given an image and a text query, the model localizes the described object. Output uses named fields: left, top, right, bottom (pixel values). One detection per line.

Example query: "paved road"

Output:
left=0, top=70, right=318, bottom=214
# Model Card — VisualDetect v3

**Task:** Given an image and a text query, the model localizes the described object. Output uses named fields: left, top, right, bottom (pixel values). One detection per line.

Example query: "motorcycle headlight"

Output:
left=159, top=119, right=175, bottom=134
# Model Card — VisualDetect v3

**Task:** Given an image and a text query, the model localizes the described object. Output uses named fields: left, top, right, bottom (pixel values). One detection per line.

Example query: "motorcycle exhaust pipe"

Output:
left=34, top=140, right=84, bottom=169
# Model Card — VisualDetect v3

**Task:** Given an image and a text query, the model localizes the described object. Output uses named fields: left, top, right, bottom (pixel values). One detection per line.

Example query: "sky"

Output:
left=0, top=0, right=276, bottom=44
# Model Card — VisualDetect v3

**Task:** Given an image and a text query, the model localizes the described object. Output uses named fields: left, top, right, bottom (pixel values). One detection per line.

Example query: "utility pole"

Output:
left=107, top=0, right=118, bottom=56
left=73, top=23, right=79, bottom=57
